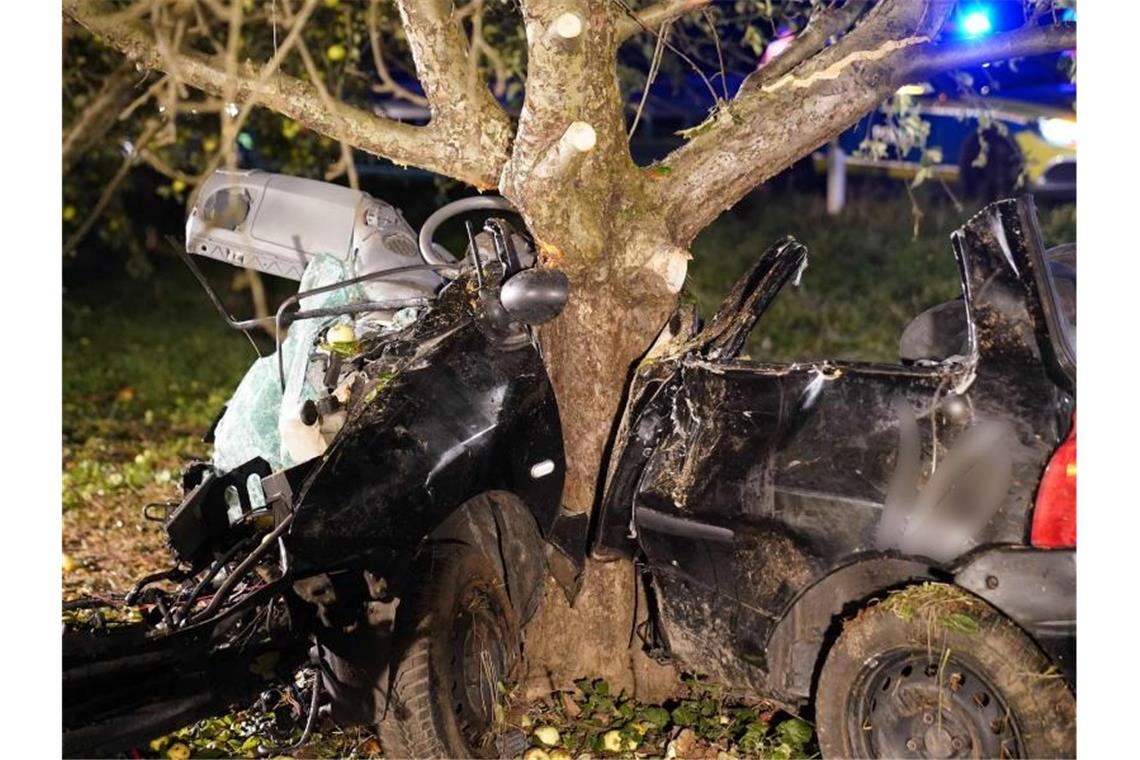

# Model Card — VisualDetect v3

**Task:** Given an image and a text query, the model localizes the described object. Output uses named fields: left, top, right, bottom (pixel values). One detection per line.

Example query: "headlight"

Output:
left=1037, top=117, right=1077, bottom=148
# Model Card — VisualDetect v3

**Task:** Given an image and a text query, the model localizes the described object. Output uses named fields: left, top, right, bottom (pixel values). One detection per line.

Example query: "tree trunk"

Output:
left=491, top=0, right=697, bottom=700
left=513, top=220, right=687, bottom=700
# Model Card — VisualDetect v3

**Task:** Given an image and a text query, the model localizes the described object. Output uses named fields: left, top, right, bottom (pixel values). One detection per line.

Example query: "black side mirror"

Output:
left=499, top=268, right=570, bottom=325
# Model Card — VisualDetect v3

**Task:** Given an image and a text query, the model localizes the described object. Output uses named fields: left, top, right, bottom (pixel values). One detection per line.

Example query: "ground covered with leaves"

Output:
left=62, top=190, right=1075, bottom=758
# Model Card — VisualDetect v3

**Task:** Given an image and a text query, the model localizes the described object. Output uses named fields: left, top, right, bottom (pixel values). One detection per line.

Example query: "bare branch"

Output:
left=62, top=60, right=137, bottom=173
left=220, top=0, right=245, bottom=172
left=477, top=39, right=510, bottom=98
left=64, top=0, right=511, bottom=188
left=466, top=0, right=487, bottom=102
left=117, top=73, right=169, bottom=122
left=291, top=28, right=362, bottom=190
left=629, top=21, right=670, bottom=139
left=751, top=0, right=873, bottom=87
left=64, top=119, right=161, bottom=256
left=616, top=0, right=710, bottom=42
left=367, top=0, right=429, bottom=106
left=395, top=0, right=511, bottom=134
left=137, top=146, right=197, bottom=183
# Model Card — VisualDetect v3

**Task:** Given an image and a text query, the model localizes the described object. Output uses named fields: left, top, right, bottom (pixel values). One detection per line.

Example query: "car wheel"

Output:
left=815, top=583, right=1075, bottom=759
left=959, top=128, right=1023, bottom=201
left=377, top=542, right=521, bottom=759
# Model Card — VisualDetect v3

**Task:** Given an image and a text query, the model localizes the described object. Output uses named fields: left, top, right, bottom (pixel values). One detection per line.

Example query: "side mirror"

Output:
left=499, top=268, right=570, bottom=325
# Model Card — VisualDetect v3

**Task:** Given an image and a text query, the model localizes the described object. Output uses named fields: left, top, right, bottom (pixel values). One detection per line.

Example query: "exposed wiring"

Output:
left=176, top=538, right=253, bottom=627
left=258, top=663, right=323, bottom=757
left=190, top=514, right=295, bottom=624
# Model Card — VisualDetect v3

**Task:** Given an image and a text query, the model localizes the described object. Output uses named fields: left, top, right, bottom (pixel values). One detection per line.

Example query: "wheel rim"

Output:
left=846, top=648, right=1024, bottom=759
left=448, top=581, right=513, bottom=754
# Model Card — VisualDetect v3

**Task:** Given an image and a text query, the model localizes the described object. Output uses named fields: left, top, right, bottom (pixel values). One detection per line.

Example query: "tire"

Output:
left=377, top=542, right=521, bottom=759
left=816, top=583, right=1075, bottom=759
left=959, top=128, right=1023, bottom=202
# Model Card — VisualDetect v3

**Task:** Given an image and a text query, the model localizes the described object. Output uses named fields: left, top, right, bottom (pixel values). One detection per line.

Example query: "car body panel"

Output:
left=286, top=288, right=566, bottom=578
left=166, top=272, right=567, bottom=584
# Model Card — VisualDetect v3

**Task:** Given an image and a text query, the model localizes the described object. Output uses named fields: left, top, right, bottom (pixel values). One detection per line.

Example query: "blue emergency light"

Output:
left=961, top=8, right=994, bottom=38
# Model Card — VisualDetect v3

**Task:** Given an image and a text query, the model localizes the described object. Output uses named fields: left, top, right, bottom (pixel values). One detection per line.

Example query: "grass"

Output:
left=61, top=188, right=1074, bottom=758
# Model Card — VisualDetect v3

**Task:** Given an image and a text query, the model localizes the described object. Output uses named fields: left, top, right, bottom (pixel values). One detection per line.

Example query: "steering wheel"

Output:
left=417, top=196, right=518, bottom=266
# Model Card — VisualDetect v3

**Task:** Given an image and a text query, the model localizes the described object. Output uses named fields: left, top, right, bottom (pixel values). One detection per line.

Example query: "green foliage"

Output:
left=142, top=688, right=379, bottom=759
left=855, top=91, right=948, bottom=190
left=523, top=674, right=815, bottom=758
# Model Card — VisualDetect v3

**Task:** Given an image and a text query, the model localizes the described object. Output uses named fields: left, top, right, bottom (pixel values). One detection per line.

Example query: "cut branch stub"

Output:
left=552, top=12, right=584, bottom=40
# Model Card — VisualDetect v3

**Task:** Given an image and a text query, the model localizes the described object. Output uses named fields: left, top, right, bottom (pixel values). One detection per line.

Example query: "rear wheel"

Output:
left=815, top=584, right=1075, bottom=759
left=378, top=543, right=520, bottom=759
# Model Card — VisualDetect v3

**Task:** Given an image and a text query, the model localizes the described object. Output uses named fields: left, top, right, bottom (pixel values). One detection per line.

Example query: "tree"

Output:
left=62, top=0, right=1075, bottom=697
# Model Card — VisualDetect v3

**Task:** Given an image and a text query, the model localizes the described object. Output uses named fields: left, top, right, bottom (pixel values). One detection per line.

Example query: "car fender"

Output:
left=763, top=556, right=941, bottom=700
left=285, top=316, right=565, bottom=581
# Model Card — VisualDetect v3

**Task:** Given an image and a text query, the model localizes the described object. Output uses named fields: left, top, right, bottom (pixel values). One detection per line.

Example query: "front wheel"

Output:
left=815, top=583, right=1075, bottom=759
left=378, top=543, right=521, bottom=759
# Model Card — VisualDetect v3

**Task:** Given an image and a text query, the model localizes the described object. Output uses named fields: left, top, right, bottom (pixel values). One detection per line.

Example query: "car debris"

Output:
left=64, top=171, right=574, bottom=759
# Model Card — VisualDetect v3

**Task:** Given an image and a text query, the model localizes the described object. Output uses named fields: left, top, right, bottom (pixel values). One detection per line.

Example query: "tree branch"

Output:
left=751, top=0, right=873, bottom=87
left=655, top=0, right=1075, bottom=244
left=64, top=119, right=161, bottom=256
left=291, top=30, right=361, bottom=190
left=903, top=21, right=1075, bottom=81
left=616, top=0, right=710, bottom=42
left=63, top=0, right=511, bottom=189
left=62, top=59, right=137, bottom=173
left=367, top=0, right=429, bottom=107
left=395, top=0, right=513, bottom=145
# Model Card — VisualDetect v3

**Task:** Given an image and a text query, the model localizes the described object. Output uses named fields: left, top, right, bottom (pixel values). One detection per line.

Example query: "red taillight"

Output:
left=1031, top=418, right=1076, bottom=548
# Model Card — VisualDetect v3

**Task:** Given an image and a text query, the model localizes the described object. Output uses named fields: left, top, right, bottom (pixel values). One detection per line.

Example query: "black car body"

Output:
left=595, top=196, right=1075, bottom=706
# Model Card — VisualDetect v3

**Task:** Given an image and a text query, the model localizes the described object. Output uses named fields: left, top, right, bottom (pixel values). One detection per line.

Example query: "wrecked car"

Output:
left=64, top=170, right=578, bottom=758
left=64, top=171, right=1075, bottom=760
left=595, top=196, right=1076, bottom=758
